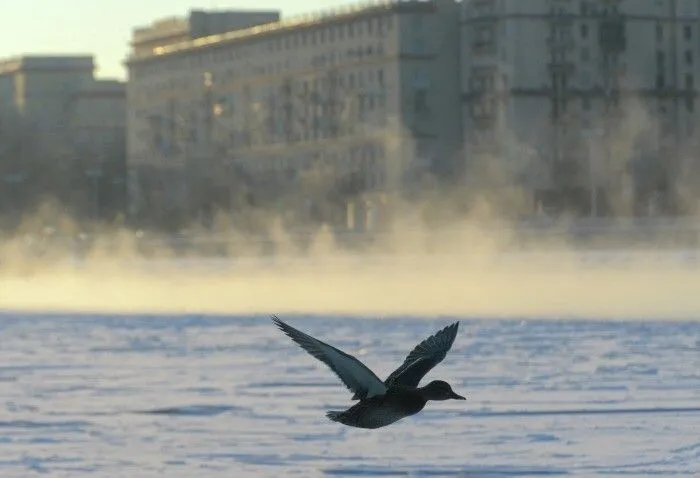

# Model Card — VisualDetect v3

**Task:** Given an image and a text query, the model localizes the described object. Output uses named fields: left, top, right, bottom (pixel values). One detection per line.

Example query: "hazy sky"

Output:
left=1, top=0, right=358, bottom=80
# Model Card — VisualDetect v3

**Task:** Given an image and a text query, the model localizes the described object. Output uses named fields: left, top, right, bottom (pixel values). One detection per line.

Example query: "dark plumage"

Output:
left=271, top=316, right=465, bottom=429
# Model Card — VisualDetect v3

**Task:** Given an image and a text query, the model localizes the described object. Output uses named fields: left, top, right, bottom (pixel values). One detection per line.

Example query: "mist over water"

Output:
left=2, top=103, right=700, bottom=321
left=1, top=204, right=699, bottom=320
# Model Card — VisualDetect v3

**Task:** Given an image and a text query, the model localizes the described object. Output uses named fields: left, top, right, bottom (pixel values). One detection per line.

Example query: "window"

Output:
left=656, top=23, right=663, bottom=42
left=580, top=23, right=589, bottom=39
left=686, top=50, right=693, bottom=65
left=686, top=73, right=694, bottom=90
left=684, top=25, right=692, bottom=41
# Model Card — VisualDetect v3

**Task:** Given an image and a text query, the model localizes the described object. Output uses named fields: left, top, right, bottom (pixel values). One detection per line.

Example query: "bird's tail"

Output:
left=326, top=410, right=343, bottom=423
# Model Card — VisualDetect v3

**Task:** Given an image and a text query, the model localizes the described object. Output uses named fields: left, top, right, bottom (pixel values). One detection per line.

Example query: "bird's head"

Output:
left=420, top=380, right=466, bottom=401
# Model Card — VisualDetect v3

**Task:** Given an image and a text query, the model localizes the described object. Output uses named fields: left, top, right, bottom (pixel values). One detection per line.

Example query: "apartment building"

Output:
left=0, top=55, right=126, bottom=219
left=125, top=1, right=462, bottom=228
left=461, top=0, right=700, bottom=215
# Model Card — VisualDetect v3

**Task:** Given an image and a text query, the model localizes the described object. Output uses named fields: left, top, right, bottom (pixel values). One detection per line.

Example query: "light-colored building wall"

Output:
left=126, top=0, right=462, bottom=223
left=461, top=0, right=700, bottom=214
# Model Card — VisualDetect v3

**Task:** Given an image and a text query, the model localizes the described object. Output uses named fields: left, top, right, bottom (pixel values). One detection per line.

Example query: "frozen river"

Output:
left=1, top=313, right=699, bottom=476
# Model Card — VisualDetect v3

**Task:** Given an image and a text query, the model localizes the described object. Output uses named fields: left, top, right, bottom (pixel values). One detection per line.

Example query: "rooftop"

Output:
left=127, top=0, right=438, bottom=63
left=131, top=9, right=282, bottom=46
left=0, top=55, right=94, bottom=75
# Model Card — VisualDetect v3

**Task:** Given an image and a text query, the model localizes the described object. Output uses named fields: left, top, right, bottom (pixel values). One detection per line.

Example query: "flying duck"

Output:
left=271, top=316, right=465, bottom=429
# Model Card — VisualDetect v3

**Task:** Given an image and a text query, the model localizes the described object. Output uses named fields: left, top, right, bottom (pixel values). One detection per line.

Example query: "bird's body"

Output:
left=326, top=386, right=427, bottom=429
left=271, top=316, right=465, bottom=429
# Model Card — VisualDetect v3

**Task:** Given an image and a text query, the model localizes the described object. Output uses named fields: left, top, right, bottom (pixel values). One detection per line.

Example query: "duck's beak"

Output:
left=450, top=391, right=467, bottom=400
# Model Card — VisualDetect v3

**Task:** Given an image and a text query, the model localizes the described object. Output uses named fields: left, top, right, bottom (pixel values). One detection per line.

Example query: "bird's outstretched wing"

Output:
left=272, top=316, right=388, bottom=400
left=384, top=322, right=460, bottom=389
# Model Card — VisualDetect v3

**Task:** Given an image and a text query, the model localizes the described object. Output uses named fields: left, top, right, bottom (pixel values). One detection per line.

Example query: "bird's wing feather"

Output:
left=385, top=322, right=460, bottom=389
left=272, top=316, right=388, bottom=400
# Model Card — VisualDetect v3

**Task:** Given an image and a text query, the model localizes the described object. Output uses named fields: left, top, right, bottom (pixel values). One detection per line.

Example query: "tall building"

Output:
left=125, top=1, right=462, bottom=228
left=461, top=0, right=700, bottom=215
left=0, top=55, right=126, bottom=220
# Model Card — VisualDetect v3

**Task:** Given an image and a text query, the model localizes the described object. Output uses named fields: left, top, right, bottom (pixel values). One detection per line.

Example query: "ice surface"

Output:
left=0, top=313, right=698, bottom=476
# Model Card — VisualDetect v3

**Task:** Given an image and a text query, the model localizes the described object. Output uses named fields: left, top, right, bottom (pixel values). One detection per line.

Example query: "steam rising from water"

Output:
left=1, top=207, right=699, bottom=320
left=1, top=105, right=699, bottom=320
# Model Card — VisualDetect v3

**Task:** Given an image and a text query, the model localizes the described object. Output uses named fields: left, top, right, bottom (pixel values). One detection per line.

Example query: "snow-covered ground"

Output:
left=1, top=313, right=698, bottom=476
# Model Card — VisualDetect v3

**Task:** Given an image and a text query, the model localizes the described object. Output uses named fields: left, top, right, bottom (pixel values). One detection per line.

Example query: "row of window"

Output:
left=147, top=120, right=392, bottom=162
left=134, top=46, right=387, bottom=81
left=466, top=95, right=697, bottom=126
left=222, top=43, right=387, bottom=80
left=469, top=35, right=700, bottom=92
left=470, top=16, right=696, bottom=55
left=263, top=15, right=394, bottom=53
left=132, top=43, right=389, bottom=97
left=142, top=90, right=391, bottom=149
left=468, top=106, right=696, bottom=141
left=131, top=15, right=395, bottom=79
left=130, top=67, right=389, bottom=107
left=468, top=0, right=624, bottom=17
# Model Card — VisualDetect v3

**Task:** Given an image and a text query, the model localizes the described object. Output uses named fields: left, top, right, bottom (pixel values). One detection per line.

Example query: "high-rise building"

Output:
left=125, top=1, right=462, bottom=227
left=461, top=0, right=700, bottom=215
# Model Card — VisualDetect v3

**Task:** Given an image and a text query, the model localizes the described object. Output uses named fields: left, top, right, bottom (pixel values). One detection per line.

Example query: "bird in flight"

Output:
left=271, top=316, right=465, bottom=429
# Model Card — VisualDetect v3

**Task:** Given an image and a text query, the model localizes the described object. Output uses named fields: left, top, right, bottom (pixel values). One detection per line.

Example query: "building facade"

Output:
left=461, top=0, right=700, bottom=216
left=125, top=1, right=462, bottom=229
left=0, top=55, right=126, bottom=221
